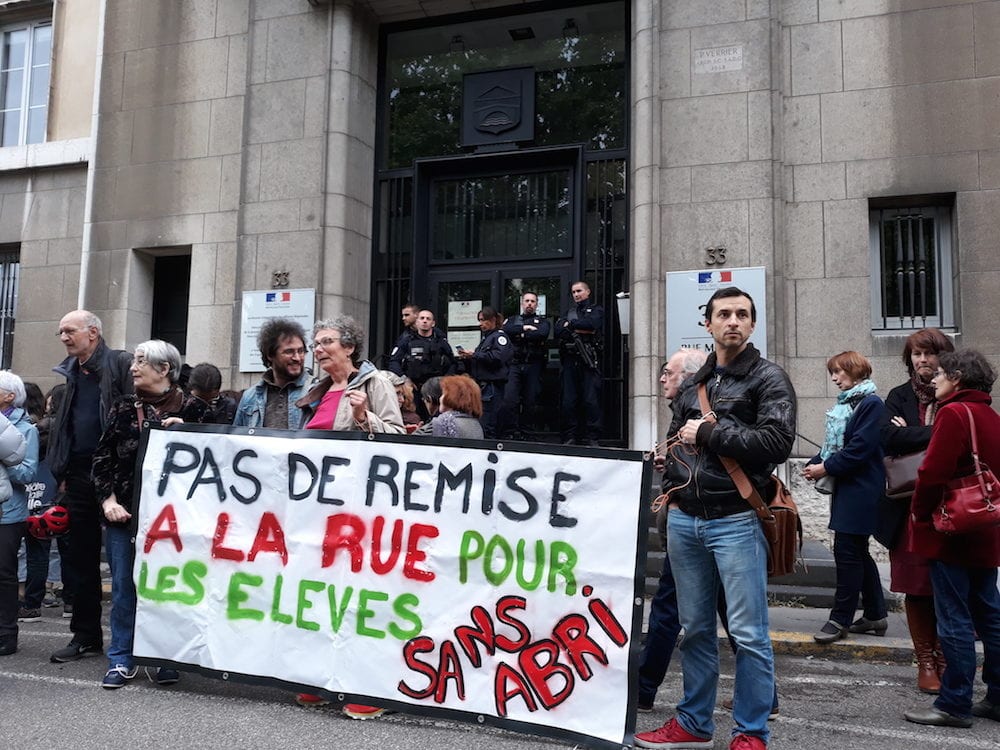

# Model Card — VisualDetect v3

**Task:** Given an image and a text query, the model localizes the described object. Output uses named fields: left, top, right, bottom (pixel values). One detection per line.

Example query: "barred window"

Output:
left=869, top=205, right=954, bottom=331
left=0, top=248, right=18, bottom=369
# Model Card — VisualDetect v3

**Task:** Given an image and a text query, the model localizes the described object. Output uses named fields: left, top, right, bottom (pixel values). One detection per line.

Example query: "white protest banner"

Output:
left=132, top=426, right=648, bottom=749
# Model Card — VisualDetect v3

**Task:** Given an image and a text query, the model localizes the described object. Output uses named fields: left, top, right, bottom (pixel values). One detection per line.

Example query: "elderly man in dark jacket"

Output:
left=47, top=310, right=133, bottom=663
left=635, top=287, right=796, bottom=750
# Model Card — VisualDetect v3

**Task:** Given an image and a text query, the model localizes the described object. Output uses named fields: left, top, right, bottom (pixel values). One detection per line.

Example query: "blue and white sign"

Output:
left=239, top=288, right=316, bottom=372
left=665, top=267, right=768, bottom=358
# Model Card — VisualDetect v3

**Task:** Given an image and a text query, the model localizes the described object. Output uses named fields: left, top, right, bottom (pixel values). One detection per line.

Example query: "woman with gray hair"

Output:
left=91, top=340, right=207, bottom=688
left=292, top=316, right=403, bottom=718
left=0, top=371, right=31, bottom=656
left=294, top=315, right=404, bottom=434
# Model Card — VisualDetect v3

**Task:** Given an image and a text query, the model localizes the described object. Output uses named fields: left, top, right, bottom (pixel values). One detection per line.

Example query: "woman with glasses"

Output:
left=91, top=340, right=207, bottom=689
left=294, top=316, right=405, bottom=434
left=292, top=315, right=404, bottom=718
left=903, top=350, right=1000, bottom=728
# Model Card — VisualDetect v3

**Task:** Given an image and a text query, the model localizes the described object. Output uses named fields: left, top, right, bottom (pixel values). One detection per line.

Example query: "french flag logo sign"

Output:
left=265, top=292, right=292, bottom=304
left=697, top=271, right=732, bottom=284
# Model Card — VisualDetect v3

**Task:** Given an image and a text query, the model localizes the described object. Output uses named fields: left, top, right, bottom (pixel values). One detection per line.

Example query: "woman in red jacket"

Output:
left=903, top=350, right=1000, bottom=728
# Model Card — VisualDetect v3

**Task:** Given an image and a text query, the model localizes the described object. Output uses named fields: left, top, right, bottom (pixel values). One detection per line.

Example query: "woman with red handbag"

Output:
left=880, top=328, right=954, bottom=693
left=903, top=350, right=1000, bottom=728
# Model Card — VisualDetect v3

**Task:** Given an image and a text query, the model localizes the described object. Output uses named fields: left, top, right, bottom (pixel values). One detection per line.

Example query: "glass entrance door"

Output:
left=429, top=267, right=570, bottom=439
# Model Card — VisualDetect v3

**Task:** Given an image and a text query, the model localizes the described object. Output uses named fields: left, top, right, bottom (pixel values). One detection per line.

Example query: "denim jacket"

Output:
left=233, top=370, right=311, bottom=430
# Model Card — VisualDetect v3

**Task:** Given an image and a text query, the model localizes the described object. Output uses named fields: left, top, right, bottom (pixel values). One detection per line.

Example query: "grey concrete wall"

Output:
left=630, top=0, right=786, bottom=448
left=89, top=0, right=250, bottom=366
left=781, top=0, right=1000, bottom=455
left=5, top=168, right=88, bottom=392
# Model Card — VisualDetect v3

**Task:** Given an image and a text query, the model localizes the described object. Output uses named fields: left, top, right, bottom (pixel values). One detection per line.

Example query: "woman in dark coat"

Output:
left=803, top=352, right=887, bottom=643
left=881, top=327, right=954, bottom=693
left=93, top=339, right=206, bottom=689
left=902, top=349, right=1000, bottom=728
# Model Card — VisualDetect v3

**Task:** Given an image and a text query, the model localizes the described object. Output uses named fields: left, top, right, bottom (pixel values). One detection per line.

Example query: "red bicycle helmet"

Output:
left=27, top=505, right=70, bottom=539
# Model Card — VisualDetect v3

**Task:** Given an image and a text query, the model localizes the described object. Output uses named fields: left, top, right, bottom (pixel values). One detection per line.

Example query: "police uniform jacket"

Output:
left=503, top=313, right=551, bottom=364
left=556, top=299, right=604, bottom=350
left=466, top=329, right=513, bottom=384
left=387, top=329, right=457, bottom=386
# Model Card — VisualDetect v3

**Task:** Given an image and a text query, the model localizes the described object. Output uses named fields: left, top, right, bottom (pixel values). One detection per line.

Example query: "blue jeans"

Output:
left=668, top=509, right=773, bottom=743
left=830, top=532, right=886, bottom=626
left=638, top=550, right=683, bottom=705
left=930, top=561, right=1000, bottom=717
left=105, top=524, right=137, bottom=669
left=23, top=533, right=75, bottom=609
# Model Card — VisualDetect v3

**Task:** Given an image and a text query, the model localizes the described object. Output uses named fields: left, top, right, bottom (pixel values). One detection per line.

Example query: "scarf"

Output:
left=909, top=372, right=939, bottom=425
left=821, top=379, right=877, bottom=460
left=135, top=385, right=183, bottom=421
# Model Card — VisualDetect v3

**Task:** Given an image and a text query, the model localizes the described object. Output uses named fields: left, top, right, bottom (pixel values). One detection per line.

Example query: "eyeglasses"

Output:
left=310, top=336, right=341, bottom=352
left=131, top=358, right=152, bottom=368
left=278, top=347, right=307, bottom=358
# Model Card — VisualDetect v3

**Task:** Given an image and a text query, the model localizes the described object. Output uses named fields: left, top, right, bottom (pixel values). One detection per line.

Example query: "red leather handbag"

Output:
left=932, top=404, right=1000, bottom=534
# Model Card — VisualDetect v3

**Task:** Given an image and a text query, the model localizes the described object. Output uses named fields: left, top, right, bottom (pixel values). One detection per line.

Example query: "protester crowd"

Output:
left=0, top=284, right=997, bottom=750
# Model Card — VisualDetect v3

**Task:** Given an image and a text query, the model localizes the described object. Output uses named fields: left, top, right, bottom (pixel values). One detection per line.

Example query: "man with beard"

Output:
left=233, top=318, right=311, bottom=429
left=635, top=288, right=795, bottom=750
left=501, top=291, right=550, bottom=439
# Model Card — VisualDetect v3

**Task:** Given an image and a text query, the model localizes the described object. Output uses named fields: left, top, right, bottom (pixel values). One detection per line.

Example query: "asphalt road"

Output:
left=2, top=608, right=998, bottom=750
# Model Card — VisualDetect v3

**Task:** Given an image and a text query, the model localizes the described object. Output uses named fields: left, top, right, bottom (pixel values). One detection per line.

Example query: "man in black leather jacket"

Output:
left=636, top=287, right=795, bottom=750
left=47, top=310, right=133, bottom=664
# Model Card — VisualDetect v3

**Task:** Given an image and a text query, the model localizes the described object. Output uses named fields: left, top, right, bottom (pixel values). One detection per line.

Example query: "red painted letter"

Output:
left=552, top=614, right=608, bottom=680
left=371, top=515, right=402, bottom=575
left=494, top=662, right=537, bottom=717
left=321, top=513, right=365, bottom=571
left=403, top=523, right=438, bottom=582
left=144, top=504, right=182, bottom=554
left=398, top=636, right=438, bottom=700
left=518, top=639, right=574, bottom=710
left=211, top=513, right=244, bottom=561
left=247, top=511, right=288, bottom=566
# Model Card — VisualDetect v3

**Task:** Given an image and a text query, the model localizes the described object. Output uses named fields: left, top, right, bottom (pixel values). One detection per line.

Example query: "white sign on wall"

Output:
left=239, top=289, right=316, bottom=372
left=665, top=267, right=768, bottom=358
left=132, top=427, right=648, bottom=749
left=693, top=45, right=744, bottom=74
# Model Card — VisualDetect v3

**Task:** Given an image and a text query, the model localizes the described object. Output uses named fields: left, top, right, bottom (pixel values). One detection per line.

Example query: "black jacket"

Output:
left=387, top=329, right=457, bottom=386
left=503, top=313, right=551, bottom=364
left=48, top=339, right=134, bottom=479
left=466, top=329, right=514, bottom=383
left=663, top=344, right=796, bottom=518
left=880, top=381, right=933, bottom=456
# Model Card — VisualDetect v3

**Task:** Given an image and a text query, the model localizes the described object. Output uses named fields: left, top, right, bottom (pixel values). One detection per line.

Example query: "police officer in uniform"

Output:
left=456, top=307, right=513, bottom=439
left=387, top=309, right=456, bottom=417
left=556, top=280, right=604, bottom=446
left=501, top=292, right=550, bottom=439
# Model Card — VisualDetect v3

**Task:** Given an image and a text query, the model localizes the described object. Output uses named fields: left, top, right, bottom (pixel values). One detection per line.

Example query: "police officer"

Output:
left=501, top=292, right=550, bottom=439
left=387, top=309, right=456, bottom=417
left=456, top=307, right=513, bottom=439
left=555, top=280, right=604, bottom=446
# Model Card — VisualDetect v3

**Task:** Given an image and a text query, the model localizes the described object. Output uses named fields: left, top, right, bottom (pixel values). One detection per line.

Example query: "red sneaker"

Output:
left=730, top=734, right=767, bottom=750
left=343, top=704, right=387, bottom=720
left=295, top=693, right=330, bottom=707
left=634, top=718, right=712, bottom=749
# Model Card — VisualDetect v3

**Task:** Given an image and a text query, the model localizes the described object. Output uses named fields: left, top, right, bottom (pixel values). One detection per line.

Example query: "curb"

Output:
left=768, top=631, right=916, bottom=663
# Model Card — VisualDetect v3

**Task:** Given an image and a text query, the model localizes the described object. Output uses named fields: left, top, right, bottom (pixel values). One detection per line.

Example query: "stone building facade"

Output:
left=5, top=0, right=1000, bottom=459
